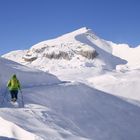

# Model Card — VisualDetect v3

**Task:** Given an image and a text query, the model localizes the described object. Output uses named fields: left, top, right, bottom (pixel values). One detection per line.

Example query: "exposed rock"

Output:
left=43, top=51, right=71, bottom=60
left=31, top=46, right=47, bottom=53
left=43, top=49, right=97, bottom=60
left=23, top=43, right=98, bottom=62
left=22, top=54, right=37, bottom=62
left=78, top=49, right=98, bottom=59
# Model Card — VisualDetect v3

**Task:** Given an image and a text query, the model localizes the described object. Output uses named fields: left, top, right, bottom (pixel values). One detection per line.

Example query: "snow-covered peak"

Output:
left=31, top=27, right=92, bottom=50
left=63, top=27, right=90, bottom=35
left=3, top=27, right=140, bottom=72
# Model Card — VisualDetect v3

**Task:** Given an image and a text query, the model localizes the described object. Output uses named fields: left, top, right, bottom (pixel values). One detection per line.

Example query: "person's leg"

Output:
left=10, top=90, right=14, bottom=101
left=13, top=90, right=18, bottom=101
left=15, top=90, right=18, bottom=100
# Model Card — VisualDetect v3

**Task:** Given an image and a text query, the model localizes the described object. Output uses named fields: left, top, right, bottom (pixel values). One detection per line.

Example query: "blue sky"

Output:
left=0, top=0, right=140, bottom=55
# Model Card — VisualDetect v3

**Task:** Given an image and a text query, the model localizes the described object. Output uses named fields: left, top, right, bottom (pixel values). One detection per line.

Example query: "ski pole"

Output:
left=1, top=88, right=8, bottom=105
left=20, top=90, right=24, bottom=107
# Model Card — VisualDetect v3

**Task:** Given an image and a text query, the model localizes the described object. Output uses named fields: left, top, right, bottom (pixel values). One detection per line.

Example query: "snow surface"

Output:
left=1, top=27, right=140, bottom=140
left=110, top=42, right=140, bottom=70
left=0, top=116, right=37, bottom=140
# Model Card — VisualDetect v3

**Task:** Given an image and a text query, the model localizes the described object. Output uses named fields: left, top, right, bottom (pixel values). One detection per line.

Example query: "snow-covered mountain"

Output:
left=1, top=27, right=140, bottom=140
left=4, top=27, right=137, bottom=72
left=4, top=27, right=140, bottom=73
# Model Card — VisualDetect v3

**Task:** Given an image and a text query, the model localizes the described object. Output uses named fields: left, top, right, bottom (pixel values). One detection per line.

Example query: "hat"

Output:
left=12, top=74, right=16, bottom=78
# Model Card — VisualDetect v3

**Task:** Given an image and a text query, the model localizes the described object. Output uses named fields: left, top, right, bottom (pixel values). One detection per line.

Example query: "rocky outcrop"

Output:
left=22, top=54, right=37, bottom=62
left=22, top=43, right=98, bottom=62
left=43, top=49, right=97, bottom=60
left=31, top=46, right=47, bottom=53
left=43, top=51, right=70, bottom=60
left=77, top=49, right=98, bottom=59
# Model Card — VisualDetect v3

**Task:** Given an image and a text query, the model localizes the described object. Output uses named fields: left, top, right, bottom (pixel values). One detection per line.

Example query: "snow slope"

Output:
left=0, top=56, right=140, bottom=139
left=1, top=27, right=140, bottom=140
left=1, top=77, right=140, bottom=140
left=110, top=42, right=140, bottom=70
left=0, top=57, right=90, bottom=140
left=0, top=116, right=38, bottom=140
left=22, top=82, right=140, bottom=140
left=0, top=57, right=60, bottom=92
left=88, top=69, right=140, bottom=102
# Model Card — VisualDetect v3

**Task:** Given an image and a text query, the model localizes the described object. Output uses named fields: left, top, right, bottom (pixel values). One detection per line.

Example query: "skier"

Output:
left=7, top=74, right=21, bottom=102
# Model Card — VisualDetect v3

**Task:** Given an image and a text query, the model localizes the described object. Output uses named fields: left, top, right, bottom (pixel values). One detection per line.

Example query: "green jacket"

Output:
left=7, top=76, right=21, bottom=91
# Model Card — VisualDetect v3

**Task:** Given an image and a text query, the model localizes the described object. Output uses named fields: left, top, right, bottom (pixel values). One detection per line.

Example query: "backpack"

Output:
left=9, top=78, right=19, bottom=90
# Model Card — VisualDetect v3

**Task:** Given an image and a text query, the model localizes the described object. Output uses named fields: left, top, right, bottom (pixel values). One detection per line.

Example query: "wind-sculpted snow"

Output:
left=1, top=82, right=140, bottom=140
left=88, top=69, right=140, bottom=102
left=75, top=33, right=127, bottom=69
left=0, top=116, right=39, bottom=140
left=0, top=137, right=16, bottom=140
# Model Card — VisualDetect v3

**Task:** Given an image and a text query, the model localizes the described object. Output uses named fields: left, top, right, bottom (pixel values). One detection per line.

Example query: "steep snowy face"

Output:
left=0, top=57, right=60, bottom=93
left=24, top=27, right=97, bottom=61
left=3, top=27, right=127, bottom=71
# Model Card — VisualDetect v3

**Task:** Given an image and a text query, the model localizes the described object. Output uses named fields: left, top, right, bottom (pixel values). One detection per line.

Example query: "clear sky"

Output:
left=0, top=0, right=140, bottom=55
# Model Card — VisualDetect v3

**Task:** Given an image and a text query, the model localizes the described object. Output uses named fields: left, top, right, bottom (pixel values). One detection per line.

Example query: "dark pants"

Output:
left=10, top=90, right=18, bottom=100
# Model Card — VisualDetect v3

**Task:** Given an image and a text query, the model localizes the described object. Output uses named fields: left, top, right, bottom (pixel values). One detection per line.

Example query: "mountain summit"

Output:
left=3, top=27, right=140, bottom=72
